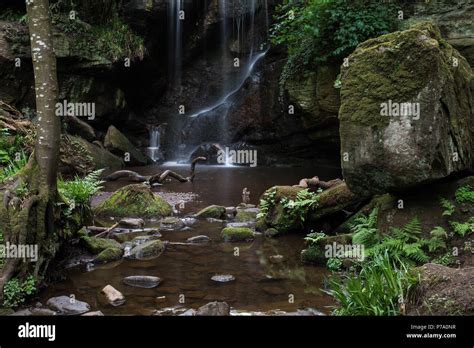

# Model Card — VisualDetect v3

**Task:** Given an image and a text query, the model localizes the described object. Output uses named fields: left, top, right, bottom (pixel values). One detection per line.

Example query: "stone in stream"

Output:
left=234, top=207, right=259, bottom=222
left=101, top=285, right=126, bottom=306
left=221, top=227, right=254, bottom=242
left=160, top=217, right=185, bottom=230
left=123, top=276, right=162, bottom=289
left=211, top=274, right=235, bottom=283
left=195, top=205, right=226, bottom=219
left=112, top=229, right=161, bottom=243
left=46, top=296, right=90, bottom=315
left=94, top=247, right=123, bottom=264
left=81, top=311, right=104, bottom=316
left=187, top=235, right=211, bottom=243
left=182, top=217, right=197, bottom=226
left=80, top=236, right=122, bottom=254
left=196, top=302, right=230, bottom=316
left=118, top=218, right=145, bottom=229
left=127, top=240, right=165, bottom=260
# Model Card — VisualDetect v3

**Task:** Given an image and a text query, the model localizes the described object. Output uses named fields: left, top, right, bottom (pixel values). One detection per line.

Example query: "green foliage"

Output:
left=450, top=218, right=474, bottom=237
left=351, top=210, right=444, bottom=265
left=432, top=251, right=456, bottom=267
left=327, top=257, right=343, bottom=271
left=58, top=169, right=104, bottom=216
left=0, top=129, right=26, bottom=166
left=439, top=198, right=455, bottom=217
left=13, top=181, right=29, bottom=199
left=327, top=252, right=419, bottom=316
left=281, top=189, right=320, bottom=222
left=271, top=0, right=399, bottom=85
left=3, top=276, right=36, bottom=308
left=455, top=185, right=474, bottom=205
left=0, top=151, right=28, bottom=183
left=257, top=187, right=277, bottom=220
left=304, top=231, right=326, bottom=246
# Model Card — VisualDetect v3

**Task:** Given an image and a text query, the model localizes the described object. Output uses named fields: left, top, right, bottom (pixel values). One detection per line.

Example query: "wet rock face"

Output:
left=339, top=22, right=473, bottom=196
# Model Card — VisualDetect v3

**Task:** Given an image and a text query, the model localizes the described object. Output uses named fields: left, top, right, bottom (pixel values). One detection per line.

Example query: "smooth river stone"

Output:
left=211, top=274, right=235, bottom=283
left=46, top=296, right=90, bottom=315
left=101, top=285, right=126, bottom=306
left=187, top=235, right=211, bottom=243
left=123, top=276, right=161, bottom=289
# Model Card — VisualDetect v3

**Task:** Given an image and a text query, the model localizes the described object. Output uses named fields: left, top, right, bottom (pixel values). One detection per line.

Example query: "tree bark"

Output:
left=0, top=0, right=60, bottom=295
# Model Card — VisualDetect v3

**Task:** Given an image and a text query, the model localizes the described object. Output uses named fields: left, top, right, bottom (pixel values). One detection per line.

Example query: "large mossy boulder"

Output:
left=339, top=22, right=473, bottom=196
left=104, top=125, right=148, bottom=166
left=94, top=184, right=172, bottom=218
left=308, top=183, right=362, bottom=221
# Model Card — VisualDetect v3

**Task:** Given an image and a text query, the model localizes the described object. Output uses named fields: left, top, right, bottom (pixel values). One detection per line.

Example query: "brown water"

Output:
left=38, top=164, right=341, bottom=315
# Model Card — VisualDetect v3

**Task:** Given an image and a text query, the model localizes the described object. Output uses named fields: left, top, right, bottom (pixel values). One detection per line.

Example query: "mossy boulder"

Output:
left=60, top=135, right=123, bottom=175
left=195, top=205, right=226, bottom=219
left=94, top=184, right=172, bottom=218
left=309, top=183, right=363, bottom=222
left=221, top=227, right=254, bottom=242
left=104, top=125, right=148, bottom=166
left=127, top=240, right=166, bottom=260
left=81, top=236, right=122, bottom=254
left=259, top=186, right=305, bottom=234
left=339, top=22, right=473, bottom=196
left=94, top=247, right=123, bottom=264
left=301, top=247, right=326, bottom=265
left=234, top=208, right=259, bottom=222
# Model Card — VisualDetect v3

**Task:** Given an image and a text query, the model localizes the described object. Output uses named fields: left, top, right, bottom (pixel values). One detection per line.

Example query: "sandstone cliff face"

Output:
left=339, top=22, right=473, bottom=196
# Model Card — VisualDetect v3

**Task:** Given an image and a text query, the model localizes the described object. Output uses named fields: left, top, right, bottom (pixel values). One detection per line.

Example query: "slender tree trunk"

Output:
left=0, top=0, right=60, bottom=296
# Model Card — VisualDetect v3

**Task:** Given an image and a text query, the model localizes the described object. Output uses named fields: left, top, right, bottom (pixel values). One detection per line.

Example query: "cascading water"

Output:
left=147, top=126, right=161, bottom=162
left=168, top=0, right=184, bottom=89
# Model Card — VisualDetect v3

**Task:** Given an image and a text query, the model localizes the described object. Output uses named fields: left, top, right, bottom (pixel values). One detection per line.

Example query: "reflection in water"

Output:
left=39, top=165, right=341, bottom=315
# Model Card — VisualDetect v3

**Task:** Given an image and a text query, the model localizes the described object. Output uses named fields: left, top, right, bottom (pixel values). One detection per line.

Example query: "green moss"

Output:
left=264, top=228, right=281, bottom=238
left=221, top=227, right=254, bottom=242
left=301, top=247, right=326, bottom=265
left=255, top=219, right=268, bottom=232
left=340, top=22, right=445, bottom=129
left=128, top=240, right=165, bottom=260
left=80, top=236, right=121, bottom=254
left=94, top=184, right=172, bottom=218
left=195, top=205, right=226, bottom=219
left=94, top=247, right=123, bottom=264
left=234, top=210, right=258, bottom=222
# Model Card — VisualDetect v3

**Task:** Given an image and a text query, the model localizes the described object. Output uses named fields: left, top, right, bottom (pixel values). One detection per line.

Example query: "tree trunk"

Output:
left=0, top=0, right=60, bottom=296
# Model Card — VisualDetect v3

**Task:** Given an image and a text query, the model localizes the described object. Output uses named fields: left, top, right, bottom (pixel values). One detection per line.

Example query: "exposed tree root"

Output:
left=105, top=157, right=207, bottom=185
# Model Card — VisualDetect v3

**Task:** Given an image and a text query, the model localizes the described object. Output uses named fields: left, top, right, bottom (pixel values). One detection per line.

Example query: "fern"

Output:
left=439, top=198, right=455, bottom=216
left=351, top=208, right=379, bottom=247
left=455, top=185, right=474, bottom=204
left=450, top=219, right=474, bottom=237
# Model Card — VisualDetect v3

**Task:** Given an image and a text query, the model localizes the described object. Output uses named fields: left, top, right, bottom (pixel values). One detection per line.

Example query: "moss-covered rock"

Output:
left=264, top=228, right=281, bottom=238
left=221, top=227, right=254, bottom=242
left=128, top=240, right=165, bottom=260
left=81, top=236, right=122, bottom=254
left=94, top=247, right=123, bottom=264
left=104, top=125, right=148, bottom=166
left=301, top=247, right=326, bottom=265
left=260, top=186, right=305, bottom=234
left=339, top=22, right=473, bottom=196
left=234, top=208, right=258, bottom=222
left=195, top=205, right=226, bottom=219
left=60, top=135, right=124, bottom=175
left=309, top=183, right=363, bottom=222
left=94, top=184, right=172, bottom=218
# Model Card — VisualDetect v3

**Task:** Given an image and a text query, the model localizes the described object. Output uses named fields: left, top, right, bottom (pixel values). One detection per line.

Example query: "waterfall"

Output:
left=168, top=0, right=184, bottom=89
left=190, top=0, right=269, bottom=119
left=147, top=127, right=161, bottom=162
